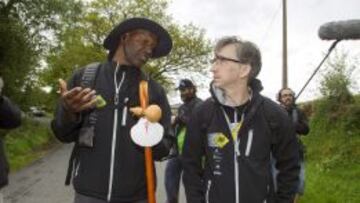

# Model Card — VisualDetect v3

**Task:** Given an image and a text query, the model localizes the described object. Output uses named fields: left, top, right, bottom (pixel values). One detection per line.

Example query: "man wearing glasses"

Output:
left=182, top=36, right=300, bottom=203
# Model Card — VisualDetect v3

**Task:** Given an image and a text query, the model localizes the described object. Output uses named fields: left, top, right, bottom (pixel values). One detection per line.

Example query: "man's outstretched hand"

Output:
left=58, top=79, right=97, bottom=113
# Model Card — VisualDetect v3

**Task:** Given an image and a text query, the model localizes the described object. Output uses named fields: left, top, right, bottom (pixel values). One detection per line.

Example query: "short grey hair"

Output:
left=215, top=36, right=262, bottom=80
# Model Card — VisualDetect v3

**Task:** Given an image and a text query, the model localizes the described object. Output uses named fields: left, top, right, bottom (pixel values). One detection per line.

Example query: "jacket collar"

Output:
left=105, top=60, right=149, bottom=81
left=209, top=82, right=253, bottom=108
left=209, top=81, right=265, bottom=129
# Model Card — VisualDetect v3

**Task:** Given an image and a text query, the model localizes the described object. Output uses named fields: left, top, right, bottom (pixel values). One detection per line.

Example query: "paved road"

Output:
left=2, top=144, right=186, bottom=203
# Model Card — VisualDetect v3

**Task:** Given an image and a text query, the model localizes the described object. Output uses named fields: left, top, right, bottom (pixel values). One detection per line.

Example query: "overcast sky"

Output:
left=166, top=0, right=360, bottom=104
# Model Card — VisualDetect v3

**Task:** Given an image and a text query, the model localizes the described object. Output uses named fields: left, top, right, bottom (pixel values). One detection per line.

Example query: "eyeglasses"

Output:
left=210, top=54, right=244, bottom=65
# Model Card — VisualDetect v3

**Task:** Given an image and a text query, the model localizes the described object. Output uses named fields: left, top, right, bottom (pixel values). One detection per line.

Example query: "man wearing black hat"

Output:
left=52, top=18, right=173, bottom=203
left=164, top=79, right=202, bottom=203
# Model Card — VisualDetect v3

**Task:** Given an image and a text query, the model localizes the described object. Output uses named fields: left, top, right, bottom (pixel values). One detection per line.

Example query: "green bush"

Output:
left=302, top=99, right=360, bottom=202
left=3, top=117, right=56, bottom=171
left=301, top=51, right=359, bottom=202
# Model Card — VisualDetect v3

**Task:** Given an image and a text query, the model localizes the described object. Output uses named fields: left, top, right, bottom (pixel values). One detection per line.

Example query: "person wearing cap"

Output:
left=164, top=79, right=202, bottom=203
left=51, top=18, right=173, bottom=203
left=182, top=36, right=300, bottom=203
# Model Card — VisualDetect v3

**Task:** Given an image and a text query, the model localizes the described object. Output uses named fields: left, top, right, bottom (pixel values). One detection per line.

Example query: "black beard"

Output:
left=181, top=94, right=194, bottom=103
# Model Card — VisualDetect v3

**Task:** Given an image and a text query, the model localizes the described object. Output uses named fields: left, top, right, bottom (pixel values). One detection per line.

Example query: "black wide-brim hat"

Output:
left=103, top=17, right=172, bottom=58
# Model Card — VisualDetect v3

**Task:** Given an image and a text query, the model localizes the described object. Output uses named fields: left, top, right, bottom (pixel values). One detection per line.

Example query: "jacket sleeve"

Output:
left=272, top=108, right=300, bottom=203
left=182, top=106, right=205, bottom=203
left=0, top=96, right=21, bottom=129
left=51, top=70, right=83, bottom=143
left=175, top=105, right=188, bottom=126
left=295, top=109, right=309, bottom=135
left=152, top=84, right=173, bottom=161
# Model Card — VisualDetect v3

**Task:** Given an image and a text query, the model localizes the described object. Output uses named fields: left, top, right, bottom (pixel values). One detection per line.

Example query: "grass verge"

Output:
left=2, top=117, right=57, bottom=171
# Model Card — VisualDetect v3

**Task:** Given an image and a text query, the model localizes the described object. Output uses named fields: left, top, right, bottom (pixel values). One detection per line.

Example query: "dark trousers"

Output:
left=271, top=154, right=305, bottom=195
left=0, top=137, right=9, bottom=189
left=74, top=193, right=147, bottom=203
left=164, top=157, right=182, bottom=203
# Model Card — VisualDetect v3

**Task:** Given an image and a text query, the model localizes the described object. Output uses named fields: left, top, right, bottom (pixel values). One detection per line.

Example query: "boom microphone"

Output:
left=297, top=19, right=360, bottom=99
left=318, top=19, right=360, bottom=40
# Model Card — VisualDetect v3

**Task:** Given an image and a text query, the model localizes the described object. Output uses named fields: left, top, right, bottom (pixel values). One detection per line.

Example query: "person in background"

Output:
left=0, top=76, right=22, bottom=200
left=277, top=87, right=310, bottom=203
left=164, top=79, right=202, bottom=203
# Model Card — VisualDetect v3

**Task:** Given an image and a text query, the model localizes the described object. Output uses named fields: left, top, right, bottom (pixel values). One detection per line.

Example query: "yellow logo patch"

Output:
left=214, top=133, right=229, bottom=148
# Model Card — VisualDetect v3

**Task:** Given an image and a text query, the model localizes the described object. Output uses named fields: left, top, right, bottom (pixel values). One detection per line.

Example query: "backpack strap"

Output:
left=78, top=62, right=101, bottom=142
left=65, top=62, right=100, bottom=185
left=80, top=62, right=101, bottom=126
left=80, top=62, right=101, bottom=88
left=65, top=142, right=78, bottom=185
left=291, top=108, right=299, bottom=124
left=81, top=63, right=100, bottom=126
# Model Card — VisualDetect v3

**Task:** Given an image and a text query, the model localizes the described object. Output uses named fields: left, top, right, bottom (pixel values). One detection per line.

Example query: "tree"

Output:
left=0, top=0, right=82, bottom=109
left=312, top=49, right=359, bottom=131
left=319, top=50, right=357, bottom=110
left=42, top=0, right=212, bottom=102
left=0, top=17, right=36, bottom=107
left=0, top=0, right=83, bottom=49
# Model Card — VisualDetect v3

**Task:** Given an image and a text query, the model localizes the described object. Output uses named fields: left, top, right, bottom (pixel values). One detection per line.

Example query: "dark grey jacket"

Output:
left=0, top=96, right=22, bottom=188
left=51, top=61, right=172, bottom=202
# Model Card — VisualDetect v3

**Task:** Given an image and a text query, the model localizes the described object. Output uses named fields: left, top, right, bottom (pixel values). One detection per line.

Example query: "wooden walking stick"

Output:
left=139, top=80, right=156, bottom=203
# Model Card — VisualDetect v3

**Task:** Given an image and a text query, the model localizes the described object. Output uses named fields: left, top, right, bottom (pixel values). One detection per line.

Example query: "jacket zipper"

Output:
left=234, top=139, right=240, bottom=203
left=206, top=180, right=212, bottom=203
left=121, top=97, right=129, bottom=126
left=74, top=159, right=80, bottom=177
left=107, top=64, right=126, bottom=202
left=263, top=184, right=270, bottom=203
left=222, top=107, right=242, bottom=203
left=245, top=129, right=253, bottom=157
left=234, top=110, right=240, bottom=203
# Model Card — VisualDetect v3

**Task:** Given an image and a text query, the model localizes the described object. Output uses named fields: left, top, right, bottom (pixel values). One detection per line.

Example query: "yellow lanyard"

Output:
left=231, top=120, right=243, bottom=141
left=222, top=108, right=244, bottom=141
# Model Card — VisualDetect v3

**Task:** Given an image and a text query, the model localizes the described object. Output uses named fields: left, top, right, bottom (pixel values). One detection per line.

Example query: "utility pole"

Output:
left=282, top=0, right=288, bottom=88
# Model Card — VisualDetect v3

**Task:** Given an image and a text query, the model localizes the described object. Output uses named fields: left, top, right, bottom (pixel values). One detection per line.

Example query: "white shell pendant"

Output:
left=130, top=118, right=164, bottom=147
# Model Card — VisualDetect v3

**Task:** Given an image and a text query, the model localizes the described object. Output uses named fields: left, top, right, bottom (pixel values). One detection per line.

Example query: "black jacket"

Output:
left=171, top=96, right=203, bottom=156
left=182, top=82, right=300, bottom=203
left=286, top=106, right=309, bottom=160
left=174, top=96, right=203, bottom=135
left=0, top=96, right=22, bottom=188
left=51, top=61, right=172, bottom=202
left=286, top=106, right=309, bottom=136
left=176, top=97, right=203, bottom=127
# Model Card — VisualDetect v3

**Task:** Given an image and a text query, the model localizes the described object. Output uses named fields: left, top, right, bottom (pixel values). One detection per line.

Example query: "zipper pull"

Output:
left=114, top=94, right=119, bottom=105
left=235, top=140, right=241, bottom=157
left=121, top=97, right=129, bottom=126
